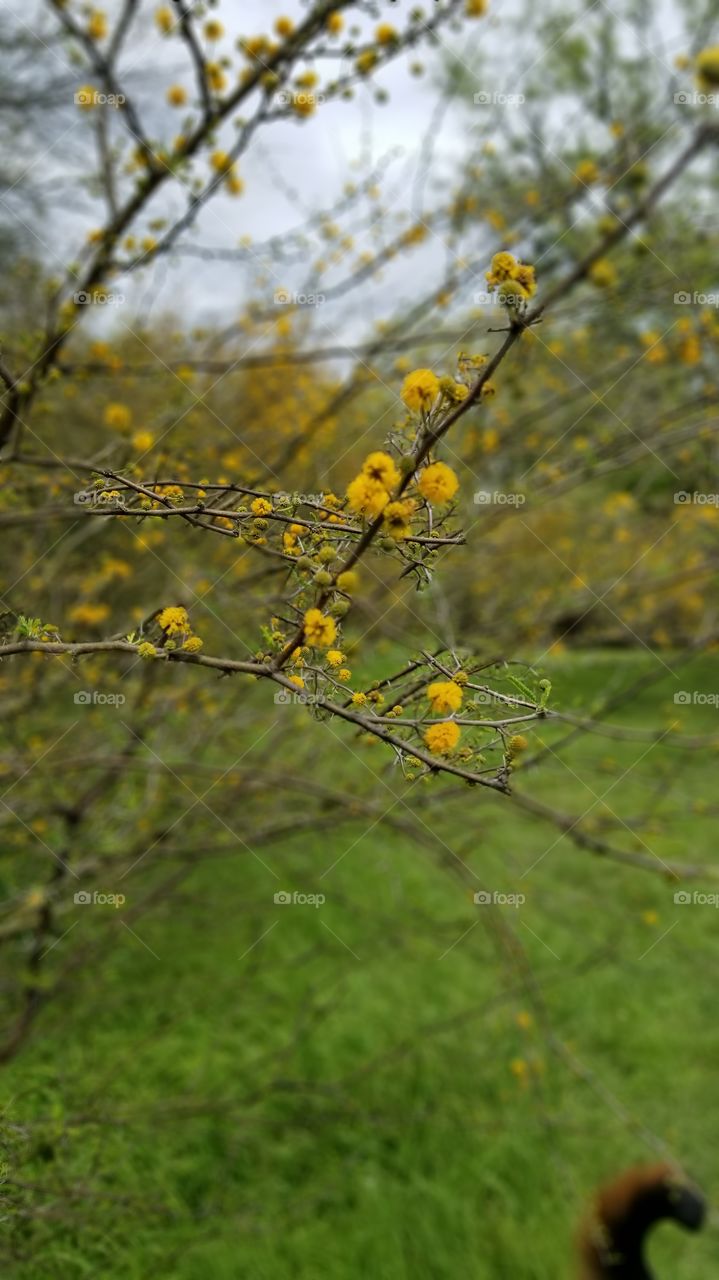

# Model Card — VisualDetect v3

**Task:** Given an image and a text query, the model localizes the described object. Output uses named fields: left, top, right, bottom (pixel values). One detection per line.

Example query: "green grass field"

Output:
left=3, top=650, right=717, bottom=1278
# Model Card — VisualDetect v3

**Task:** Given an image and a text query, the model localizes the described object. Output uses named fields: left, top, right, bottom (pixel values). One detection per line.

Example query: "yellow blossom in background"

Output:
left=87, top=10, right=108, bottom=40
left=155, top=6, right=173, bottom=35
left=424, top=721, right=461, bottom=755
left=338, top=668, right=351, bottom=682
left=362, top=451, right=400, bottom=491
left=167, top=85, right=188, bottom=107
left=288, top=675, right=305, bottom=689
left=418, top=462, right=459, bottom=504
left=327, top=11, right=344, bottom=35
left=375, top=23, right=397, bottom=44
left=401, top=368, right=439, bottom=413
left=356, top=50, right=377, bottom=75
left=104, top=403, right=131, bottom=430
left=132, top=431, right=154, bottom=452
left=204, top=19, right=224, bottom=41
left=336, top=570, right=359, bottom=594
left=304, top=608, right=337, bottom=648
left=589, top=259, right=617, bottom=288
left=206, top=63, right=227, bottom=92
left=275, top=16, right=294, bottom=37
left=575, top=159, right=599, bottom=185
left=696, top=45, right=719, bottom=89
left=466, top=0, right=488, bottom=13
left=427, top=681, right=463, bottom=714
left=69, top=602, right=111, bottom=627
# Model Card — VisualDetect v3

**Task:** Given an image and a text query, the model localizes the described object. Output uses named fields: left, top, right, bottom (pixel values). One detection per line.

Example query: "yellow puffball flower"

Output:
left=292, top=93, right=317, bottom=118
left=132, top=431, right=154, bottom=452
left=588, top=259, right=617, bottom=288
left=336, top=570, right=359, bottom=594
left=696, top=45, right=719, bottom=89
left=158, top=606, right=190, bottom=636
left=182, top=636, right=204, bottom=653
left=327, top=11, right=344, bottom=35
left=351, top=691, right=368, bottom=706
left=338, top=668, right=351, bottom=681
left=251, top=497, right=273, bottom=516
left=418, top=462, right=459, bottom=504
left=206, top=63, right=227, bottom=92
left=486, top=251, right=517, bottom=286
left=508, top=734, right=529, bottom=756
left=362, top=451, right=400, bottom=491
left=427, top=681, right=463, bottom=714
left=326, top=649, right=344, bottom=667
left=155, top=6, right=173, bottom=35
left=275, top=16, right=294, bottom=37
left=226, top=172, right=245, bottom=196
left=87, top=11, right=108, bottom=40
left=204, top=19, right=224, bottom=41
left=382, top=500, right=415, bottom=540
left=356, top=50, right=377, bottom=75
left=375, top=23, right=397, bottom=44
left=346, top=475, right=390, bottom=517
left=466, top=0, right=488, bottom=14
left=424, top=721, right=461, bottom=755
left=210, top=150, right=232, bottom=173
left=401, top=368, right=440, bottom=413
left=137, top=641, right=157, bottom=659
left=303, top=608, right=337, bottom=648
left=104, top=402, right=131, bottom=430
left=167, top=84, right=188, bottom=107
left=575, top=158, right=599, bottom=185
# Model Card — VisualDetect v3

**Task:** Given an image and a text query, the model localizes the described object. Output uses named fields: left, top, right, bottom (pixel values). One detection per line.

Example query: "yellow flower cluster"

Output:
left=401, top=368, right=440, bottom=413
left=346, top=451, right=399, bottom=517
left=157, top=606, right=190, bottom=636
left=426, top=681, right=463, bottom=714
left=303, top=608, right=337, bottom=648
left=485, top=252, right=537, bottom=303
left=418, top=462, right=459, bottom=505
left=424, top=721, right=461, bottom=755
